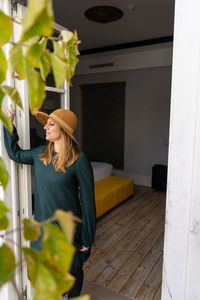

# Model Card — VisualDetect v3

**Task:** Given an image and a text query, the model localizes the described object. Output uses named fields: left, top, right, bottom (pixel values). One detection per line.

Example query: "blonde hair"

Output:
left=40, top=129, right=79, bottom=172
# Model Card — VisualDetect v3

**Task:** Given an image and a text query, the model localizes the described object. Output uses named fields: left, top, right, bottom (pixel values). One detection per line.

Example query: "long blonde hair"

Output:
left=40, top=129, right=79, bottom=172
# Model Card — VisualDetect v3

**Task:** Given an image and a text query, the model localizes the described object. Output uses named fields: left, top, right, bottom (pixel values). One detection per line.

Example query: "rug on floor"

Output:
left=81, top=280, right=135, bottom=300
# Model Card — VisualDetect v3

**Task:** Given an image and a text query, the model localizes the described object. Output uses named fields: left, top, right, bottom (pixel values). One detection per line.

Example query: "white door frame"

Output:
left=0, top=0, right=22, bottom=299
left=161, top=0, right=200, bottom=299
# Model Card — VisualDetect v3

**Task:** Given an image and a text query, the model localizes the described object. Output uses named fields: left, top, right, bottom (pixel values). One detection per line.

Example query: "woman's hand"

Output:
left=3, top=104, right=15, bottom=122
left=80, top=246, right=89, bottom=252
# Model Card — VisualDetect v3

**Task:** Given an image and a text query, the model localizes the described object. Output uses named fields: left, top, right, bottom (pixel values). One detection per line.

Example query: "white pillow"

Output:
left=91, top=162, right=113, bottom=182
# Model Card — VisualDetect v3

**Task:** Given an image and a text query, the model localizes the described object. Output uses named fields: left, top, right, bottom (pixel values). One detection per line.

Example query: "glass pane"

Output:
left=30, top=91, right=64, bottom=214
left=46, top=29, right=60, bottom=87
left=29, top=91, right=64, bottom=148
left=46, top=72, right=56, bottom=88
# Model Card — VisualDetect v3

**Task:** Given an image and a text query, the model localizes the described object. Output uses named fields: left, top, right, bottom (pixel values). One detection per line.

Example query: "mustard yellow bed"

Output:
left=94, top=176, right=134, bottom=218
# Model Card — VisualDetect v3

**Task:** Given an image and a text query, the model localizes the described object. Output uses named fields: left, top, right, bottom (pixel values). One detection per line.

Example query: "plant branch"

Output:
left=47, top=36, right=60, bottom=41
left=10, top=17, right=21, bottom=25
left=4, top=237, right=22, bottom=248
left=40, top=216, right=57, bottom=226
left=4, top=216, right=57, bottom=236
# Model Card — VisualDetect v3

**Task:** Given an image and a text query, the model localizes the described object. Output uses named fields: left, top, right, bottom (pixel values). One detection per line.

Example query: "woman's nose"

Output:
left=44, top=124, right=48, bottom=130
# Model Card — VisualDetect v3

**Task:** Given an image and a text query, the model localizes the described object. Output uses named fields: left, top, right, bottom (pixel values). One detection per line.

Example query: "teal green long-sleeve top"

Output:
left=4, top=126, right=96, bottom=268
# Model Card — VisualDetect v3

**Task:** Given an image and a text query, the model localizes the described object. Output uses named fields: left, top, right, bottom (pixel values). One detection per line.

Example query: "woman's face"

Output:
left=44, top=118, right=62, bottom=142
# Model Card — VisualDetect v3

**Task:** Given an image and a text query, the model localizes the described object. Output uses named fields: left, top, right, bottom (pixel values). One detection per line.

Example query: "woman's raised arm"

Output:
left=3, top=105, right=35, bottom=165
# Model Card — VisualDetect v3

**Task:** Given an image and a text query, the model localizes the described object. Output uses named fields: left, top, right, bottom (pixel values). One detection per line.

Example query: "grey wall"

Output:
left=70, top=66, right=172, bottom=183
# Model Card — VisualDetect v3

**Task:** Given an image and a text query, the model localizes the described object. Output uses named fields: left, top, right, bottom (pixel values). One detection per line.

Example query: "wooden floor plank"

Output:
left=84, top=186, right=166, bottom=299
left=93, top=206, right=164, bottom=285
left=134, top=254, right=163, bottom=300
left=120, top=233, right=164, bottom=297
left=105, top=218, right=164, bottom=292
left=84, top=218, right=147, bottom=281
left=85, top=193, right=160, bottom=270
left=96, top=190, right=154, bottom=237
left=96, top=186, right=152, bottom=230
left=152, top=282, right=162, bottom=300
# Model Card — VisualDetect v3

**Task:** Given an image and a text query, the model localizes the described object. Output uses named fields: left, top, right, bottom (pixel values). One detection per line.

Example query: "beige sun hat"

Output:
left=35, top=108, right=79, bottom=145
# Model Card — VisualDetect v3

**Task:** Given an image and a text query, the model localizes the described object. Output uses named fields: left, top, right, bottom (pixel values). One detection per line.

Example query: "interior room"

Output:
left=31, top=0, right=175, bottom=299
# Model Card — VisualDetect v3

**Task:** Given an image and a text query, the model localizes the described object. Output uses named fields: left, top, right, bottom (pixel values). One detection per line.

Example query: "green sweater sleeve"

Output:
left=3, top=125, right=34, bottom=165
left=75, top=152, right=96, bottom=248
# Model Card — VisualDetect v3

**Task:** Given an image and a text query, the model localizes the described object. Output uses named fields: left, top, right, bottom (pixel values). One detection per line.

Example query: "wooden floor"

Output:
left=84, top=185, right=166, bottom=300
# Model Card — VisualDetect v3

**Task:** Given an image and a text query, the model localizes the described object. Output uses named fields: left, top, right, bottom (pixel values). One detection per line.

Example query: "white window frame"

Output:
left=10, top=3, right=70, bottom=299
left=0, top=0, right=22, bottom=299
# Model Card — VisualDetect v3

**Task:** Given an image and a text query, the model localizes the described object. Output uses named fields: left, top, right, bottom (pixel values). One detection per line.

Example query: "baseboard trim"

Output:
left=112, top=170, right=151, bottom=187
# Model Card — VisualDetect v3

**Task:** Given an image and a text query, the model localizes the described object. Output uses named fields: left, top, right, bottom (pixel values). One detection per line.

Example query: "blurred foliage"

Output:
left=0, top=0, right=88, bottom=299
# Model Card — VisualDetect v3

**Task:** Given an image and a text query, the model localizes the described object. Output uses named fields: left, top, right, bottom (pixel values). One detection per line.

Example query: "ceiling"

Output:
left=52, top=0, right=175, bottom=52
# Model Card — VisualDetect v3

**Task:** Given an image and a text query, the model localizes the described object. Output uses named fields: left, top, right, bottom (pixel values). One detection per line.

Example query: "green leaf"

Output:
left=23, top=246, right=75, bottom=297
left=9, top=45, right=26, bottom=80
left=22, top=247, right=61, bottom=299
left=36, top=265, right=75, bottom=297
left=55, top=210, right=77, bottom=243
left=0, top=215, right=9, bottom=230
left=0, top=200, right=9, bottom=230
left=67, top=31, right=80, bottom=54
left=0, top=89, right=5, bottom=103
left=50, top=53, right=68, bottom=88
left=0, top=200, right=9, bottom=215
left=22, top=247, right=40, bottom=286
left=33, top=263, right=59, bottom=300
left=65, top=34, right=80, bottom=85
left=0, top=109, right=13, bottom=132
left=0, top=48, right=7, bottom=84
left=0, top=86, right=13, bottom=132
left=42, top=224, right=75, bottom=274
left=25, top=60, right=46, bottom=113
left=0, top=244, right=16, bottom=287
left=27, top=36, right=41, bottom=45
left=0, top=10, right=12, bottom=46
left=51, top=271, right=75, bottom=296
left=1, top=86, right=23, bottom=109
left=0, top=89, right=5, bottom=106
left=66, top=46, right=79, bottom=84
left=39, top=37, right=48, bottom=50
left=53, top=40, right=65, bottom=58
left=61, top=30, right=73, bottom=45
left=21, top=0, right=54, bottom=42
left=23, top=218, right=41, bottom=241
left=0, top=157, right=9, bottom=190
left=40, top=51, right=51, bottom=81
left=26, top=44, right=42, bottom=68
left=26, top=38, right=48, bottom=68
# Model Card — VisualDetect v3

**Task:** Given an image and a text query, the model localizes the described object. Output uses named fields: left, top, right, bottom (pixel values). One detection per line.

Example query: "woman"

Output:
left=3, top=106, right=96, bottom=299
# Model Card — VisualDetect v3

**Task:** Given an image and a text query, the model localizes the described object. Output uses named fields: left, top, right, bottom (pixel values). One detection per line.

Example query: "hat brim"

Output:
left=34, top=111, right=79, bottom=146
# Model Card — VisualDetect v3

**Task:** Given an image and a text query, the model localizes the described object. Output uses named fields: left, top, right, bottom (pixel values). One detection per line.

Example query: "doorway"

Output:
left=70, top=62, right=172, bottom=299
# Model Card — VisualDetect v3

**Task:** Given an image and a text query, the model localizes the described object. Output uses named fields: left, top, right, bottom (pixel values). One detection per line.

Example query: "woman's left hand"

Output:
left=80, top=246, right=89, bottom=252
left=3, top=104, right=15, bottom=122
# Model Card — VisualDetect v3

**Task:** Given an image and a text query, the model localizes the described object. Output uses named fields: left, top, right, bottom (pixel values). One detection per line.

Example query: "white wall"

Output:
left=71, top=65, right=172, bottom=186
left=76, top=42, right=172, bottom=75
